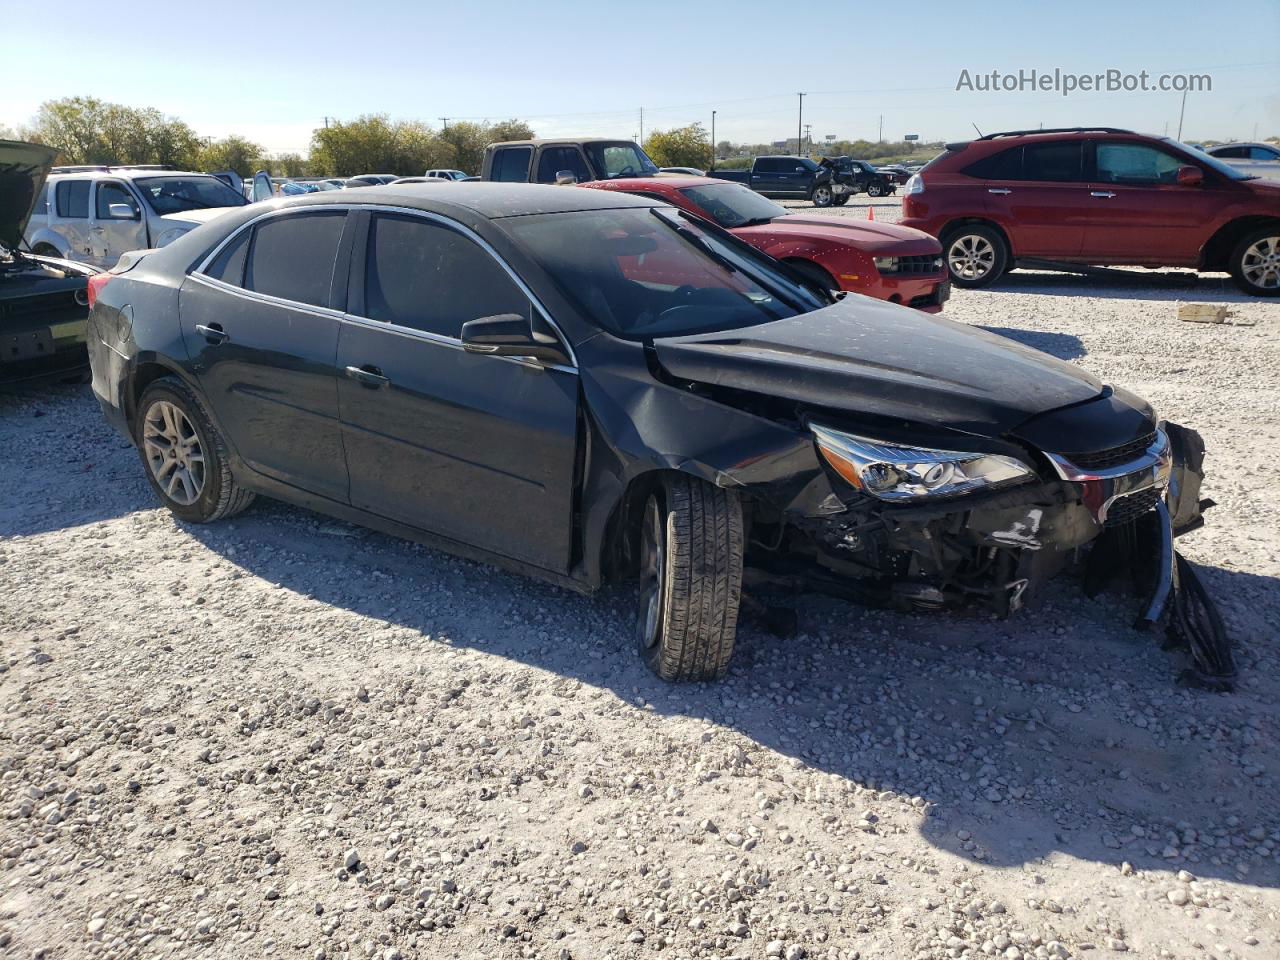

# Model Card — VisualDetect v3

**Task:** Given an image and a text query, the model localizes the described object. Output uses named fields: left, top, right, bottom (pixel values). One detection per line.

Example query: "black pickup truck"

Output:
left=823, top=156, right=897, bottom=197
left=708, top=156, right=851, bottom=207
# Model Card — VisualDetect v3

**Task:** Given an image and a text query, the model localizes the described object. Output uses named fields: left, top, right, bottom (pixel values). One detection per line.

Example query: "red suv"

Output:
left=900, top=127, right=1280, bottom=296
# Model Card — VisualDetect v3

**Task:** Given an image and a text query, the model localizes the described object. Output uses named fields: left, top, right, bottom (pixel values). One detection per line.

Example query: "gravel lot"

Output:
left=3, top=197, right=1279, bottom=960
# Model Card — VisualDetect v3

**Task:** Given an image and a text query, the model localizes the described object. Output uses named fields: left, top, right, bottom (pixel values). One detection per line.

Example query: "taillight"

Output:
left=86, top=273, right=112, bottom=309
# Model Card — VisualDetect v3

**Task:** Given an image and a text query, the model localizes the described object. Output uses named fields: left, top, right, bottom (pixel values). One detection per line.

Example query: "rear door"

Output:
left=52, top=180, right=94, bottom=262
left=181, top=209, right=354, bottom=501
left=89, top=180, right=148, bottom=267
left=335, top=210, right=580, bottom=572
left=1082, top=140, right=1229, bottom=263
left=976, top=141, right=1087, bottom=257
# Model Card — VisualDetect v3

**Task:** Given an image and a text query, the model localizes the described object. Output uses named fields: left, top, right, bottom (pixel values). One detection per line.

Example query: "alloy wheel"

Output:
left=948, top=234, right=996, bottom=281
left=143, top=400, right=206, bottom=506
left=1241, top=236, right=1280, bottom=290
left=637, top=497, right=666, bottom=650
left=813, top=186, right=831, bottom=206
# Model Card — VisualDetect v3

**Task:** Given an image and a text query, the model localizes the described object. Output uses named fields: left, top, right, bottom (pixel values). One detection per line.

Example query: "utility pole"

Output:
left=878, top=115, right=883, bottom=143
left=639, top=108, right=644, bottom=144
left=440, top=117, right=449, bottom=131
left=803, top=124, right=811, bottom=151
left=706, top=110, right=716, bottom=172
left=797, top=92, right=805, bottom=155
left=323, top=116, right=333, bottom=129
left=1177, top=89, right=1187, bottom=141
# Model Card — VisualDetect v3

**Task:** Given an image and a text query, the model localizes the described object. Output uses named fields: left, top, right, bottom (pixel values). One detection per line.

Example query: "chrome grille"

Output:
left=1065, top=431, right=1157, bottom=472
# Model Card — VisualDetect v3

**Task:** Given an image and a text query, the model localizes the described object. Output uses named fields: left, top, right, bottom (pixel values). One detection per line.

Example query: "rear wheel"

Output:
left=636, top=475, right=744, bottom=682
left=135, top=377, right=254, bottom=523
left=811, top=184, right=833, bottom=208
left=943, top=224, right=1008, bottom=288
left=1228, top=228, right=1280, bottom=296
left=866, top=182, right=885, bottom=198
left=833, top=194, right=850, bottom=207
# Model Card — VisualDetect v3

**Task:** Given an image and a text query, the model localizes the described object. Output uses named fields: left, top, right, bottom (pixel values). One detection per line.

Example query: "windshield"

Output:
left=501, top=206, right=826, bottom=340
left=678, top=182, right=787, bottom=228
left=583, top=142, right=660, bottom=179
left=132, top=175, right=248, bottom=214
left=1161, top=137, right=1255, bottom=180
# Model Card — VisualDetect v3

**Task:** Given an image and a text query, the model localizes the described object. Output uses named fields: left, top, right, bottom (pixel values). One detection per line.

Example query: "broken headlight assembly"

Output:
left=810, top=424, right=1034, bottom=502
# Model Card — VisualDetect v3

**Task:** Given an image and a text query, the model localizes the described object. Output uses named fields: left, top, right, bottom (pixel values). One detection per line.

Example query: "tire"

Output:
left=636, top=474, right=744, bottom=682
left=942, top=224, right=1009, bottom=288
left=785, top=259, right=839, bottom=295
left=1227, top=227, right=1280, bottom=296
left=833, top=194, right=850, bottom=206
left=811, top=184, right=833, bottom=208
left=135, top=377, right=254, bottom=523
left=866, top=182, right=885, bottom=198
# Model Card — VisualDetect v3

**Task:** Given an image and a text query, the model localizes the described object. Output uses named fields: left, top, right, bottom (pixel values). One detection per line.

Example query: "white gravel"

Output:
left=2, top=198, right=1279, bottom=959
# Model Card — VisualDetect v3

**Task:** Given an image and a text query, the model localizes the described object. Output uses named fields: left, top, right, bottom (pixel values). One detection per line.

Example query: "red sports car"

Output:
left=579, top=175, right=949, bottom=312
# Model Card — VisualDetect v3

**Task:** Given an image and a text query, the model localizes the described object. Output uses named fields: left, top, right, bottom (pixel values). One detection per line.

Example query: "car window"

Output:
left=1211, top=145, right=1247, bottom=159
left=95, top=182, right=139, bottom=219
left=536, top=147, right=592, bottom=184
left=754, top=158, right=780, bottom=173
left=55, top=181, right=90, bottom=219
left=964, top=147, right=1022, bottom=179
left=132, top=175, right=248, bottom=214
left=490, top=147, right=532, bottom=182
left=1251, top=146, right=1279, bottom=161
left=1022, top=142, right=1083, bottom=181
left=363, top=213, right=530, bottom=338
left=244, top=212, right=347, bottom=308
left=678, top=183, right=786, bottom=228
left=32, top=183, right=48, bottom=216
left=204, top=228, right=251, bottom=286
left=1096, top=143, right=1182, bottom=184
left=584, top=142, right=659, bottom=179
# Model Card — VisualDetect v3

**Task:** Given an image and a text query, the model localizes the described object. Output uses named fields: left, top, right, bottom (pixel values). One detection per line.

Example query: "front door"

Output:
left=180, top=209, right=353, bottom=501
left=89, top=180, right=148, bottom=268
left=1081, top=141, right=1231, bottom=264
left=336, top=211, right=580, bottom=573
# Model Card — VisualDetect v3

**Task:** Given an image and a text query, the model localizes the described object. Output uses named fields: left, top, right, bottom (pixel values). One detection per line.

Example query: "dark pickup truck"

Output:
left=482, top=139, right=661, bottom=184
left=708, top=156, right=851, bottom=208
left=824, top=156, right=897, bottom=196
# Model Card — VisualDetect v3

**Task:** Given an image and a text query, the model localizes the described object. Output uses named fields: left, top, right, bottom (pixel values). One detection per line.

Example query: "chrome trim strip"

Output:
left=190, top=201, right=577, bottom=368
left=339, top=313, right=578, bottom=376
left=1043, top=428, right=1170, bottom=482
left=187, top=272, right=346, bottom=322
left=1044, top=428, right=1172, bottom=526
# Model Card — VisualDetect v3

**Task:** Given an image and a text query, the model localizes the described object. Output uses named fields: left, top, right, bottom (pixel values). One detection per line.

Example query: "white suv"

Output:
left=424, top=169, right=470, bottom=181
left=25, top=166, right=250, bottom=269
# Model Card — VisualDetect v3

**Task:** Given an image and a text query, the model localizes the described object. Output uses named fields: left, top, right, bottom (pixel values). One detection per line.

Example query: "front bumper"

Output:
left=844, top=271, right=950, bottom=312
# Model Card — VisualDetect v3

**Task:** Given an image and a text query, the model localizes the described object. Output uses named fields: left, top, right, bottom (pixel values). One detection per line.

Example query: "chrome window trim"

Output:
left=188, top=271, right=346, bottom=322
left=338, top=313, right=576, bottom=376
left=191, top=201, right=577, bottom=369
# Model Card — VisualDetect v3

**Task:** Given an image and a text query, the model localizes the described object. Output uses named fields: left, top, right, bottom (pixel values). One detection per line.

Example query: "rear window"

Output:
left=244, top=212, right=347, bottom=308
left=55, top=180, right=90, bottom=219
left=963, top=142, right=1083, bottom=182
left=490, top=147, right=532, bottom=183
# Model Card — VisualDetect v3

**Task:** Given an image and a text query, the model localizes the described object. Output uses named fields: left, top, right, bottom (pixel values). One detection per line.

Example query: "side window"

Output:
left=535, top=147, right=591, bottom=184
left=1021, top=142, right=1083, bottom=182
left=753, top=158, right=777, bottom=173
left=244, top=212, right=347, bottom=308
left=1212, top=146, right=1247, bottom=159
left=1251, top=146, right=1279, bottom=161
left=364, top=214, right=530, bottom=339
left=1095, top=143, right=1182, bottom=184
left=964, top=147, right=1022, bottom=180
left=204, top=228, right=251, bottom=286
left=95, top=182, right=139, bottom=219
left=55, top=180, right=91, bottom=218
left=490, top=147, right=532, bottom=182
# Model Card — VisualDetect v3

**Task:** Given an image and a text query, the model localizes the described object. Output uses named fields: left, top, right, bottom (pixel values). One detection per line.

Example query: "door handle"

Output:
left=1091, top=191, right=1117, bottom=198
left=194, top=323, right=229, bottom=345
left=987, top=188, right=1012, bottom=195
left=345, top=364, right=390, bottom=388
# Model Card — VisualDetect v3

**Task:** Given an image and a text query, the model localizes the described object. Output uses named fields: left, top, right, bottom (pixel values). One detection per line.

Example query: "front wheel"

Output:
left=943, top=224, right=1008, bottom=288
left=1228, top=228, right=1280, bottom=296
left=866, top=182, right=885, bottom=197
left=811, top=185, right=833, bottom=208
left=636, top=475, right=744, bottom=682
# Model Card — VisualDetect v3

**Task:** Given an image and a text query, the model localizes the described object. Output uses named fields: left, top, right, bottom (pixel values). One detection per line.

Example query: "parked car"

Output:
left=482, top=139, right=660, bottom=184
left=875, top=164, right=913, bottom=186
left=660, top=166, right=705, bottom=176
left=821, top=156, right=896, bottom=196
left=24, top=166, right=249, bottom=269
left=424, top=169, right=470, bottom=181
left=580, top=175, right=948, bottom=311
left=390, top=177, right=452, bottom=185
left=708, top=156, right=850, bottom=207
left=900, top=127, right=1280, bottom=295
left=86, top=183, right=1226, bottom=684
left=1203, top=142, right=1280, bottom=181
left=346, top=174, right=400, bottom=187
left=1, top=139, right=100, bottom=386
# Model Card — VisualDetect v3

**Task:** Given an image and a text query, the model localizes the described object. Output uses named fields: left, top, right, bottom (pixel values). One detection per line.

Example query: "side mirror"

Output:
left=554, top=170, right=578, bottom=186
left=1176, top=165, right=1204, bottom=186
left=107, top=203, right=139, bottom=220
left=461, top=313, right=570, bottom=366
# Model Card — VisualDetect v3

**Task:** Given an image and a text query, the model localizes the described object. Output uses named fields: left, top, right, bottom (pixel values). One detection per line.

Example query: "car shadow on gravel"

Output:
left=989, top=269, right=1263, bottom=303
left=182, top=497, right=1280, bottom=891
left=980, top=326, right=1086, bottom=361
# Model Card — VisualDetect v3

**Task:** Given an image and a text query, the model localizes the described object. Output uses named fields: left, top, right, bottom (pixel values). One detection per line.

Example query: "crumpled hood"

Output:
left=0, top=139, right=57, bottom=252
left=652, top=294, right=1103, bottom=437
left=737, top=215, right=940, bottom=255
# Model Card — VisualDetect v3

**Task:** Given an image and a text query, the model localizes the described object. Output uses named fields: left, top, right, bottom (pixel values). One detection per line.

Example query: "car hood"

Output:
left=737, top=215, right=940, bottom=255
left=0, top=139, right=57, bottom=252
left=158, top=207, right=243, bottom=229
left=651, top=295, right=1103, bottom=437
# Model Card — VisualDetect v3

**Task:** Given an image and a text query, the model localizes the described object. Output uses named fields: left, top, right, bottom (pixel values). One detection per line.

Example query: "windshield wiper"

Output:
left=737, top=217, right=774, bottom=227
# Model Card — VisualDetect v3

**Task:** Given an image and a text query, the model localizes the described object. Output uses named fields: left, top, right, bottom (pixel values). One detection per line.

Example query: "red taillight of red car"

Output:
left=86, top=273, right=112, bottom=309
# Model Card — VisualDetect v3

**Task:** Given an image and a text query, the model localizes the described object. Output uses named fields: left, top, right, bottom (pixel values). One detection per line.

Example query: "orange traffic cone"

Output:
left=867, top=205, right=875, bottom=221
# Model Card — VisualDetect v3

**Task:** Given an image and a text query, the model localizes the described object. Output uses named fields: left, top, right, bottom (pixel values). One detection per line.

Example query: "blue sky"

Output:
left=4, top=0, right=1277, bottom=154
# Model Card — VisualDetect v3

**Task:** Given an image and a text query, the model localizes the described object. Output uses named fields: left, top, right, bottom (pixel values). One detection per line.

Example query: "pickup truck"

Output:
left=481, top=139, right=661, bottom=184
left=707, top=156, right=849, bottom=207
left=822, top=156, right=897, bottom=196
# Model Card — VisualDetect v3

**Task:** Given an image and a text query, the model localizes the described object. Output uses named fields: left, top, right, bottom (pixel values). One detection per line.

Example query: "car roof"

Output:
left=46, top=168, right=213, bottom=181
left=267, top=181, right=663, bottom=219
left=487, top=139, right=636, bottom=148
left=1208, top=141, right=1275, bottom=150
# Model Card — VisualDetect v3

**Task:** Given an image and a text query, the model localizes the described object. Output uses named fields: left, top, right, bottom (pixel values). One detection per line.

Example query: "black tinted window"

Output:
left=755, top=158, right=782, bottom=173
left=964, top=147, right=1022, bottom=180
left=245, top=212, right=346, bottom=308
left=205, top=229, right=251, bottom=286
left=1211, top=145, right=1247, bottom=159
left=55, top=181, right=90, bottom=218
left=364, top=214, right=529, bottom=338
left=1022, top=142, right=1083, bottom=181
left=535, top=147, right=591, bottom=184
left=490, top=147, right=532, bottom=182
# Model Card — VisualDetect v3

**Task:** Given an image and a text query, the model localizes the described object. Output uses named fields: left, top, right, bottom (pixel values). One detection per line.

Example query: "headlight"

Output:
left=810, top=424, right=1033, bottom=501
left=156, top=227, right=191, bottom=247
left=905, top=174, right=924, bottom=195
left=873, top=256, right=899, bottom=273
